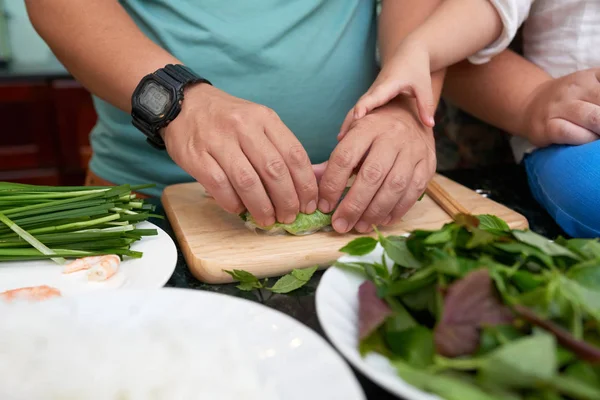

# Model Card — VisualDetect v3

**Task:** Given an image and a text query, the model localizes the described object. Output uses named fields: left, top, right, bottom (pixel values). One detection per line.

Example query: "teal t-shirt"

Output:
left=89, top=0, right=378, bottom=197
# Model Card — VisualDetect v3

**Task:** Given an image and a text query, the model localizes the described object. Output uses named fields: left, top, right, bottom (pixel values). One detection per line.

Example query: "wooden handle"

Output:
left=425, top=178, right=471, bottom=220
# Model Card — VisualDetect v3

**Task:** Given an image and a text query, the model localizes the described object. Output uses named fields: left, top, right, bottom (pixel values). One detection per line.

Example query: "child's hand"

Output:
left=340, top=40, right=436, bottom=138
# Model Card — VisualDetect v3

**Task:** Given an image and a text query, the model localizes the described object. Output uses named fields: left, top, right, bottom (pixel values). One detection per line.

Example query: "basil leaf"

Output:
left=359, top=328, right=390, bottom=358
left=564, top=362, right=600, bottom=389
left=466, top=227, right=497, bottom=249
left=477, top=214, right=510, bottom=232
left=290, top=265, right=318, bottom=281
left=561, top=238, right=600, bottom=260
left=339, top=236, right=377, bottom=256
left=224, top=269, right=262, bottom=285
left=380, top=235, right=421, bottom=269
left=494, top=242, right=555, bottom=269
left=386, top=325, right=434, bottom=368
left=394, top=361, right=499, bottom=400
left=510, top=270, right=546, bottom=292
left=558, top=276, right=600, bottom=321
left=567, top=260, right=600, bottom=290
left=478, top=332, right=557, bottom=389
left=267, top=266, right=317, bottom=294
left=549, top=375, right=600, bottom=400
left=512, top=230, right=579, bottom=259
left=236, top=281, right=261, bottom=291
left=423, top=228, right=453, bottom=245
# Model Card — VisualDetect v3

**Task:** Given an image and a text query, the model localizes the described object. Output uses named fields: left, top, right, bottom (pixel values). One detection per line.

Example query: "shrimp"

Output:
left=87, top=254, right=120, bottom=282
left=0, top=285, right=62, bottom=303
left=63, top=255, right=105, bottom=274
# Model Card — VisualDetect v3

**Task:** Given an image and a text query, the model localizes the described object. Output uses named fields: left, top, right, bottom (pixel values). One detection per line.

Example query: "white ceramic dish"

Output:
left=0, top=287, right=366, bottom=400
left=0, top=221, right=177, bottom=295
left=316, top=243, right=441, bottom=400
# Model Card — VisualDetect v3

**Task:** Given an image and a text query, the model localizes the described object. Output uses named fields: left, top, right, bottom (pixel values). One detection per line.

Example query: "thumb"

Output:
left=412, top=77, right=436, bottom=128
left=337, top=109, right=355, bottom=141
left=353, top=83, right=399, bottom=120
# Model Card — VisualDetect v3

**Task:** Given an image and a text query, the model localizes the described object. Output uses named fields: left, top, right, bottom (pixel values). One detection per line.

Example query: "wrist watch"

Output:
left=130, top=64, right=211, bottom=149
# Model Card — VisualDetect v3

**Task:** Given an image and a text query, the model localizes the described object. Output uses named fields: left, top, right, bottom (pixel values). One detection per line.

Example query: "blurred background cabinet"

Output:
left=0, top=75, right=96, bottom=186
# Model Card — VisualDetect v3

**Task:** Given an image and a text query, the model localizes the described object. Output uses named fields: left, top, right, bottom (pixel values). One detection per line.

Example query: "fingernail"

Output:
left=282, top=214, right=296, bottom=224
left=318, top=199, right=330, bottom=213
left=264, top=217, right=276, bottom=227
left=306, top=200, right=317, bottom=214
left=355, top=221, right=369, bottom=233
left=333, top=218, right=349, bottom=233
left=383, top=216, right=392, bottom=225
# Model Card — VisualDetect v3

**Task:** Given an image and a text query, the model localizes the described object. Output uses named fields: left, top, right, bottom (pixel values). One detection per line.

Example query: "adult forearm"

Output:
left=25, top=0, right=181, bottom=112
left=378, top=0, right=446, bottom=103
left=443, top=49, right=552, bottom=137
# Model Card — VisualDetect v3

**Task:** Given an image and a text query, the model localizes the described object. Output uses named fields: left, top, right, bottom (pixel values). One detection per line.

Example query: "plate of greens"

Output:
left=316, top=214, right=600, bottom=400
left=0, top=182, right=177, bottom=297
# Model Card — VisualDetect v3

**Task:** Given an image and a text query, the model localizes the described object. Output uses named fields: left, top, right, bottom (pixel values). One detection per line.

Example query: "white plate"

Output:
left=0, top=287, right=366, bottom=400
left=315, top=243, right=440, bottom=400
left=0, top=221, right=177, bottom=295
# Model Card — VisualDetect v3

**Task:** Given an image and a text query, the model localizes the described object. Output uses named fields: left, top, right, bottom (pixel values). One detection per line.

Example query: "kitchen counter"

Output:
left=150, top=163, right=564, bottom=400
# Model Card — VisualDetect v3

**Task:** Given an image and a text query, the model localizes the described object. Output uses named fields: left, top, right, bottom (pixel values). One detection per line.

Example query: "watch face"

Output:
left=139, top=81, right=171, bottom=116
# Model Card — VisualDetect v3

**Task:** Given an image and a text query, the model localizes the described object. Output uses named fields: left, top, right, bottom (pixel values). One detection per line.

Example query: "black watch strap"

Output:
left=131, top=64, right=211, bottom=150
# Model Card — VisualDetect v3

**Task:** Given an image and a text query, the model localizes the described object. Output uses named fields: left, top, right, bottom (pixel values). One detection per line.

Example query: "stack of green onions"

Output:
left=0, top=182, right=160, bottom=264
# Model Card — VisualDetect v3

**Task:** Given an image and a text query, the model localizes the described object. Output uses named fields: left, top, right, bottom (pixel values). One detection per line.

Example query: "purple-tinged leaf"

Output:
left=434, top=269, right=514, bottom=357
left=513, top=304, right=600, bottom=364
left=358, top=280, right=393, bottom=340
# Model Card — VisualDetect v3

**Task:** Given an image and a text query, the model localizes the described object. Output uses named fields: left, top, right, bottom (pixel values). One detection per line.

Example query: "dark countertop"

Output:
left=150, top=163, right=565, bottom=400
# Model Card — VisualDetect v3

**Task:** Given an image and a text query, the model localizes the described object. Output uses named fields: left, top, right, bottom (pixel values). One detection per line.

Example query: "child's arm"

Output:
left=346, top=0, right=509, bottom=130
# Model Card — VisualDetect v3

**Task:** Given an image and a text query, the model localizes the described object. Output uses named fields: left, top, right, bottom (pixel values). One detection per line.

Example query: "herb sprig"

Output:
left=338, top=214, right=600, bottom=400
left=224, top=265, right=318, bottom=295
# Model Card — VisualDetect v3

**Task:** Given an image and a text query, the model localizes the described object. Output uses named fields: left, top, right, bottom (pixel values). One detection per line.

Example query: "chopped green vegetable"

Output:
left=0, top=182, right=158, bottom=263
left=336, top=213, right=600, bottom=399
left=224, top=265, right=318, bottom=294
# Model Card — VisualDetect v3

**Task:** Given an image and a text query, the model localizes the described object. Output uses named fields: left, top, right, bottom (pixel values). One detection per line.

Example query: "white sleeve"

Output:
left=468, top=0, right=534, bottom=65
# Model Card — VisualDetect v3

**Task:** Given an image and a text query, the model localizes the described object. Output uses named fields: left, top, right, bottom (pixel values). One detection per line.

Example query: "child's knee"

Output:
left=525, top=144, right=600, bottom=237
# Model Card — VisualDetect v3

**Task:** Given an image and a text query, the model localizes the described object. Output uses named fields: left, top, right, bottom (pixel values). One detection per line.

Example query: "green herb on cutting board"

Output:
left=0, top=182, right=160, bottom=263
left=335, top=214, right=600, bottom=400
left=240, top=187, right=426, bottom=236
left=224, top=265, right=318, bottom=295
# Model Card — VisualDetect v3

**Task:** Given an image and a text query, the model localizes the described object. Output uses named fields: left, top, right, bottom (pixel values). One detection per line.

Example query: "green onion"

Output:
left=0, top=183, right=157, bottom=263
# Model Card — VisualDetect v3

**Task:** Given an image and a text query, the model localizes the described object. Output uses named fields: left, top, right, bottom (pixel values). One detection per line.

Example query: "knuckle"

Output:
left=331, top=148, right=354, bottom=169
left=234, top=167, right=258, bottom=191
left=288, top=145, right=310, bottom=166
left=387, top=174, right=409, bottom=193
left=258, top=105, right=278, bottom=120
left=320, top=179, right=342, bottom=197
left=299, top=179, right=318, bottom=196
left=264, top=158, right=288, bottom=180
left=344, top=198, right=366, bottom=216
left=413, top=176, right=429, bottom=193
left=227, top=110, right=247, bottom=129
left=259, top=203, right=275, bottom=218
left=208, top=170, right=229, bottom=190
left=281, top=197, right=300, bottom=212
left=360, top=162, right=385, bottom=185
left=365, top=204, right=388, bottom=220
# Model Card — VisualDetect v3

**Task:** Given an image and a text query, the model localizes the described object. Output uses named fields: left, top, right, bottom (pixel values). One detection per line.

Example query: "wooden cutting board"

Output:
left=161, top=174, right=529, bottom=284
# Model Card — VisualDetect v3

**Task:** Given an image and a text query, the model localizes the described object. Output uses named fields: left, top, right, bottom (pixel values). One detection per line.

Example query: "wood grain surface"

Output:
left=162, top=174, right=529, bottom=284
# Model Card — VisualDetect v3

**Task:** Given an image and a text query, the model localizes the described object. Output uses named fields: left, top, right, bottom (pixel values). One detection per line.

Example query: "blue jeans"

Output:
left=524, top=140, right=600, bottom=238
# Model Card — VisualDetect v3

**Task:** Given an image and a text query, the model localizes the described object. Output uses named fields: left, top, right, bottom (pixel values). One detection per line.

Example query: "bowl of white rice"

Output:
left=0, top=288, right=365, bottom=400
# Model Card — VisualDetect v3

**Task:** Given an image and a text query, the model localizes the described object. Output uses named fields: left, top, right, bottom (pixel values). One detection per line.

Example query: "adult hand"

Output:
left=162, top=84, right=318, bottom=227
left=316, top=97, right=437, bottom=234
left=523, top=68, right=600, bottom=146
